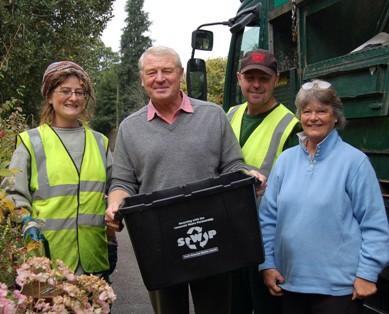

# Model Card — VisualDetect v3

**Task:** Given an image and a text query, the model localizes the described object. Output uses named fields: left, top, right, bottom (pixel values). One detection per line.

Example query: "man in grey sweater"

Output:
left=105, top=46, right=265, bottom=314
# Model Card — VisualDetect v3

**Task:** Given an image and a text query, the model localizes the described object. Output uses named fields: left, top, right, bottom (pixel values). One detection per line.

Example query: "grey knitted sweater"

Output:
left=110, top=98, right=249, bottom=195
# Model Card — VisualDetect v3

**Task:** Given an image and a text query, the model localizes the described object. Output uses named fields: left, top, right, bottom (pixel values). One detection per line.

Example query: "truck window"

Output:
left=235, top=26, right=261, bottom=105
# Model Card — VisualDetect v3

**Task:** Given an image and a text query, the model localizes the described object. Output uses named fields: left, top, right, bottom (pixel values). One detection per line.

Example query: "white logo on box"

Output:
left=177, top=226, right=217, bottom=250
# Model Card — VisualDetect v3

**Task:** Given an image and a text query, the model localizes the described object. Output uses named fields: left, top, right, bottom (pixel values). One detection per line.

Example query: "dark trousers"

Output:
left=230, top=266, right=282, bottom=314
left=282, top=291, right=363, bottom=314
left=149, top=272, right=230, bottom=314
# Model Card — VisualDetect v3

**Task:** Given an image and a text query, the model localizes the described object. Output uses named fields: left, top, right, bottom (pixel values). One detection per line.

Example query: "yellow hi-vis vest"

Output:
left=229, top=102, right=299, bottom=176
left=18, top=124, right=109, bottom=273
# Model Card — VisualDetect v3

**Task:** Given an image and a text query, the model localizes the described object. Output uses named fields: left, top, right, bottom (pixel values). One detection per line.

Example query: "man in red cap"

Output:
left=228, top=49, right=299, bottom=314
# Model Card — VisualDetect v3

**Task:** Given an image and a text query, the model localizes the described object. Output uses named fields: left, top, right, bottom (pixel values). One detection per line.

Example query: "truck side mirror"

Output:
left=191, top=30, right=214, bottom=51
left=186, top=58, right=207, bottom=101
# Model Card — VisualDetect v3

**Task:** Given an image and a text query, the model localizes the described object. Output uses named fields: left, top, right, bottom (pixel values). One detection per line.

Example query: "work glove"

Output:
left=22, top=215, right=44, bottom=241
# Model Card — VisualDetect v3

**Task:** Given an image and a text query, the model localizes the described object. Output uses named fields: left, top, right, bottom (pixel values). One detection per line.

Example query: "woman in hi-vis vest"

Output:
left=5, top=61, right=117, bottom=280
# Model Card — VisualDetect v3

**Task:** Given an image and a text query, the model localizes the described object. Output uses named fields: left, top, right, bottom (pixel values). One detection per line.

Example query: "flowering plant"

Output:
left=0, top=283, right=28, bottom=314
left=0, top=257, right=116, bottom=313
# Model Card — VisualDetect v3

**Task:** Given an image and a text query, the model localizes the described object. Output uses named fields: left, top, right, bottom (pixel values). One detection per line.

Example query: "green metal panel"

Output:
left=341, top=118, right=389, bottom=181
left=273, top=69, right=298, bottom=112
left=304, top=44, right=389, bottom=78
left=274, top=0, right=288, bottom=8
left=303, top=46, right=389, bottom=119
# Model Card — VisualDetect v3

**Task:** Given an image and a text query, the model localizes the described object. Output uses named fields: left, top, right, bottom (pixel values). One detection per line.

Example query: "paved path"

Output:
left=110, top=227, right=154, bottom=314
left=110, top=226, right=195, bottom=314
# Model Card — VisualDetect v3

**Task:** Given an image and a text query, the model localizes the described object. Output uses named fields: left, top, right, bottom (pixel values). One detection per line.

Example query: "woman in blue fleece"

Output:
left=258, top=79, right=389, bottom=314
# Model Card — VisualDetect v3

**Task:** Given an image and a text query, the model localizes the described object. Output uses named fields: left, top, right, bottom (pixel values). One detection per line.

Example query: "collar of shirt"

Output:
left=147, top=92, right=194, bottom=124
left=298, top=128, right=339, bottom=161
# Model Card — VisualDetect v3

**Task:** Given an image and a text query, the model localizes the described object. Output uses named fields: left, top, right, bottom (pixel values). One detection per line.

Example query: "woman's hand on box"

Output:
left=352, top=277, right=377, bottom=300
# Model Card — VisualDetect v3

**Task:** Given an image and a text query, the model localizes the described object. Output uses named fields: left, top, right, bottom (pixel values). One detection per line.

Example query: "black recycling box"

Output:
left=116, top=171, right=264, bottom=291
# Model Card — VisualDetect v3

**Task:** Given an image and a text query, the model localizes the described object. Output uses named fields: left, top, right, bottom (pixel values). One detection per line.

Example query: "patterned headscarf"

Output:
left=41, top=61, right=91, bottom=97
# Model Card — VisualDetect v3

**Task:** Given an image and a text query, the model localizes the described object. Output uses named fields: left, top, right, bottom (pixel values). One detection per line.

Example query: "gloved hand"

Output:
left=22, top=215, right=44, bottom=241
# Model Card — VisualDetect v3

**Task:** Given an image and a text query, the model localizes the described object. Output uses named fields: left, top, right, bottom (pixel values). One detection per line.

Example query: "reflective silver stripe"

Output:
left=27, top=128, right=48, bottom=191
left=33, top=181, right=105, bottom=199
left=260, top=113, right=296, bottom=177
left=42, top=214, right=105, bottom=231
left=91, top=130, right=107, bottom=165
left=80, top=181, right=105, bottom=192
left=78, top=214, right=105, bottom=226
left=42, top=218, right=76, bottom=230
left=33, top=184, right=77, bottom=200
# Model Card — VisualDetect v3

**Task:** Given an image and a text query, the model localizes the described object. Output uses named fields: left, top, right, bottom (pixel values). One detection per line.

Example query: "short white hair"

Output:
left=138, top=46, right=183, bottom=72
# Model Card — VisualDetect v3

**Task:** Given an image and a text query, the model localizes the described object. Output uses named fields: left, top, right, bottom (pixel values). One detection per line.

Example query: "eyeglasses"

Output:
left=55, top=89, right=87, bottom=99
left=301, top=80, right=331, bottom=90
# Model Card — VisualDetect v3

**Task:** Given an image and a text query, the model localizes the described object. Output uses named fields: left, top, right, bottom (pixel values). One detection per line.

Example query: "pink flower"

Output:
left=0, top=298, right=17, bottom=314
left=12, top=290, right=27, bottom=305
left=33, top=299, right=51, bottom=311
left=10, top=256, right=116, bottom=312
left=0, top=283, right=8, bottom=298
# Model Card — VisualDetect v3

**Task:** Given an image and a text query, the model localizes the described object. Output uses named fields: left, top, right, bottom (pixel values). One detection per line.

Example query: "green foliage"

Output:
left=92, top=62, right=120, bottom=135
left=0, top=218, right=26, bottom=287
left=119, top=0, right=152, bottom=115
left=206, top=58, right=227, bottom=105
left=0, top=100, right=27, bottom=170
left=0, top=103, right=29, bottom=287
left=0, top=0, right=114, bottom=120
left=93, top=0, right=152, bottom=135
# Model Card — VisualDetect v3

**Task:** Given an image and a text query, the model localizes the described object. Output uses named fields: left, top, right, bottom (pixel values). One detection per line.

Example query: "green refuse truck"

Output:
left=186, top=0, right=389, bottom=313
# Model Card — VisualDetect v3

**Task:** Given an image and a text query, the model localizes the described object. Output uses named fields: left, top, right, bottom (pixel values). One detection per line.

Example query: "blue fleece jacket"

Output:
left=259, top=129, right=389, bottom=296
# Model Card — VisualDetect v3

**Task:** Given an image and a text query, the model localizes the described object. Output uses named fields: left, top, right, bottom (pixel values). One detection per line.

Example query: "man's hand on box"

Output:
left=105, top=189, right=129, bottom=232
left=245, top=169, right=267, bottom=197
left=105, top=203, right=124, bottom=232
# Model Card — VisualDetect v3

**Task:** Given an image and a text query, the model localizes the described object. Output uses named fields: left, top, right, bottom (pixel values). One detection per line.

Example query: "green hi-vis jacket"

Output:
left=18, top=124, right=109, bottom=273
left=228, top=103, right=299, bottom=177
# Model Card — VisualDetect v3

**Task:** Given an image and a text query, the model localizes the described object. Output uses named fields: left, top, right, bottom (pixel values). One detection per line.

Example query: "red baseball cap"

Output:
left=239, top=49, right=277, bottom=75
